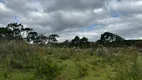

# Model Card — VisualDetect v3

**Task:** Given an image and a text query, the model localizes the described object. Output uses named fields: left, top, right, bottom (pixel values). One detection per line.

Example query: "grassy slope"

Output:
left=0, top=41, right=142, bottom=80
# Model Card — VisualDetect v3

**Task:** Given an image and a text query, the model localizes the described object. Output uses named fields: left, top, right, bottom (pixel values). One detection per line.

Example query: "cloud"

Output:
left=0, top=0, right=142, bottom=42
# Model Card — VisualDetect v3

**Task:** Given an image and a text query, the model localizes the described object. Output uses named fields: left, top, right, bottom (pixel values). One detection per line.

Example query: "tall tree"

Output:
left=27, top=32, right=38, bottom=44
left=79, top=37, right=89, bottom=48
left=6, top=23, right=24, bottom=41
left=99, top=32, right=125, bottom=45
left=71, top=36, right=80, bottom=48
left=80, top=37, right=88, bottom=43
left=0, top=27, right=13, bottom=40
left=63, top=40, right=70, bottom=47
left=21, top=28, right=33, bottom=33
left=48, top=34, right=59, bottom=44
left=38, top=34, right=48, bottom=45
left=21, top=28, right=33, bottom=39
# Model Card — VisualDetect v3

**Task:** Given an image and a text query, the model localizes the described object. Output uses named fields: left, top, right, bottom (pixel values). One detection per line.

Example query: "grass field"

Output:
left=0, top=41, right=142, bottom=80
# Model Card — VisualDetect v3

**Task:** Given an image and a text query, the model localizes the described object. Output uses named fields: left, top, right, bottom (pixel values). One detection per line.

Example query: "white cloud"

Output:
left=0, top=0, right=142, bottom=42
left=93, top=8, right=104, bottom=14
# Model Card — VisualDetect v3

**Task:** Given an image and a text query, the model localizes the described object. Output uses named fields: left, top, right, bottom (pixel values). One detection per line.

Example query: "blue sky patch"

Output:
left=0, top=0, right=4, bottom=3
left=13, top=16, right=20, bottom=23
left=80, top=24, right=103, bottom=31
left=111, top=10, right=121, bottom=18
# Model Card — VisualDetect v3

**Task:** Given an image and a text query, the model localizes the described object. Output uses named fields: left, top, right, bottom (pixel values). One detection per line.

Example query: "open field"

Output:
left=0, top=41, right=142, bottom=80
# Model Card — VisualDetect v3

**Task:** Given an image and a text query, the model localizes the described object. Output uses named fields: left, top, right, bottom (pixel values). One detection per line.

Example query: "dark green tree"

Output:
left=99, top=32, right=125, bottom=46
left=79, top=37, right=89, bottom=48
left=0, top=27, right=13, bottom=40
left=80, top=37, right=88, bottom=43
left=48, top=34, right=59, bottom=44
left=21, top=28, right=33, bottom=33
left=6, top=23, right=24, bottom=41
left=21, top=27, right=33, bottom=40
left=63, top=40, right=70, bottom=47
left=27, top=32, right=38, bottom=44
left=38, top=34, right=48, bottom=45
left=71, top=36, right=80, bottom=48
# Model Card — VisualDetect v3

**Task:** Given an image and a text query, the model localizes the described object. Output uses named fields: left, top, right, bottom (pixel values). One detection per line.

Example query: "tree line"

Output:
left=0, top=23, right=90, bottom=47
left=0, top=23, right=59, bottom=45
left=0, top=23, right=142, bottom=48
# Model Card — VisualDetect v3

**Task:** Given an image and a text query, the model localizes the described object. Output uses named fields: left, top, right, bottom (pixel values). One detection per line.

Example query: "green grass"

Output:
left=0, top=41, right=142, bottom=80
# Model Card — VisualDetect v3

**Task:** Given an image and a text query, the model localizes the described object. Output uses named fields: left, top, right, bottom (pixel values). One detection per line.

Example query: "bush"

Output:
left=75, top=62, right=88, bottom=78
left=34, top=53, right=62, bottom=80
left=111, top=49, right=142, bottom=80
left=95, top=45, right=112, bottom=59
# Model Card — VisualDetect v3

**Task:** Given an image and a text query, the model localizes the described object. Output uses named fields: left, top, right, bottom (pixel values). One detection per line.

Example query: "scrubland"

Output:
left=0, top=41, right=142, bottom=80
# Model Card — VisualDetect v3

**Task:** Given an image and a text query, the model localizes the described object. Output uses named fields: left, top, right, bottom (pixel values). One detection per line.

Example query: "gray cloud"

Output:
left=0, top=0, right=142, bottom=42
left=40, top=0, right=105, bottom=12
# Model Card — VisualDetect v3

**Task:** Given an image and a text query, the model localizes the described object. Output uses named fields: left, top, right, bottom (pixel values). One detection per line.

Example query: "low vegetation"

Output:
left=0, top=22, right=142, bottom=80
left=0, top=41, right=142, bottom=80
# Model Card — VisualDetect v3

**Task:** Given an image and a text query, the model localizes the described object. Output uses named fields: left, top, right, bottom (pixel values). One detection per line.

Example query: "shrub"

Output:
left=95, top=45, right=112, bottom=59
left=75, top=62, right=88, bottom=78
left=111, top=49, right=142, bottom=80
left=34, top=53, right=62, bottom=80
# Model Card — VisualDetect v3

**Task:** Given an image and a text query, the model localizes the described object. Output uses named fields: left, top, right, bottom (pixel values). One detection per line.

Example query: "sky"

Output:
left=0, top=0, right=142, bottom=42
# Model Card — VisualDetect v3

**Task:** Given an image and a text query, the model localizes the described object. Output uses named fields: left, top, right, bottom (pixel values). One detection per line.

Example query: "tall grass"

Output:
left=0, top=41, right=62, bottom=80
left=0, top=41, right=141, bottom=80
